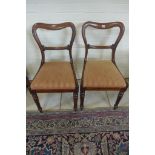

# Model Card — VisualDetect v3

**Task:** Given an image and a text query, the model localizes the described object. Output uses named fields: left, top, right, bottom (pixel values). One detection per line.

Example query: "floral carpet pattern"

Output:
left=26, top=108, right=129, bottom=155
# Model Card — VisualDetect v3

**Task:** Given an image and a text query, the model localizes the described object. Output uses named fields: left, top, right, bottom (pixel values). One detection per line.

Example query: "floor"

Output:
left=26, top=79, right=129, bottom=112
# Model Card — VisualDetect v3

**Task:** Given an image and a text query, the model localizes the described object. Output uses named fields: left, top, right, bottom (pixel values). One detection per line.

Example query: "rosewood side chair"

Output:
left=80, top=21, right=128, bottom=110
left=30, top=22, right=79, bottom=112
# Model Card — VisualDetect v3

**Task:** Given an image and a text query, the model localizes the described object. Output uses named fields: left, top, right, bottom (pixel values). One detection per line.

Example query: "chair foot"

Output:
left=73, top=87, right=79, bottom=111
left=113, top=90, right=125, bottom=110
left=114, top=104, right=118, bottom=110
left=31, top=91, right=43, bottom=113
left=80, top=87, right=85, bottom=111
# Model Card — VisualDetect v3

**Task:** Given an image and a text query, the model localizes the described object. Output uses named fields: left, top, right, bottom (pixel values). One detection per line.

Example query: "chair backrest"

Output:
left=32, top=22, right=76, bottom=65
left=82, top=21, right=125, bottom=63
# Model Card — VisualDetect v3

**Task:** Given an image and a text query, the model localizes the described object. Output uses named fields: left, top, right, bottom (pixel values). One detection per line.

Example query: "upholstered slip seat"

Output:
left=31, top=61, right=76, bottom=91
left=83, top=60, right=126, bottom=89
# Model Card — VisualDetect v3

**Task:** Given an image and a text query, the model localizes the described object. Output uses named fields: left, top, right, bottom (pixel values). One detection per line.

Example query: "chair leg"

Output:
left=114, top=90, right=125, bottom=110
left=26, top=76, right=32, bottom=93
left=73, top=87, right=79, bottom=111
left=114, top=80, right=129, bottom=110
left=31, top=91, right=43, bottom=113
left=80, top=87, right=85, bottom=110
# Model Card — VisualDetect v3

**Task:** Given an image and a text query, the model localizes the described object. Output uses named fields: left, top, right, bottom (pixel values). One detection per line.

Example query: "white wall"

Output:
left=26, top=0, right=129, bottom=79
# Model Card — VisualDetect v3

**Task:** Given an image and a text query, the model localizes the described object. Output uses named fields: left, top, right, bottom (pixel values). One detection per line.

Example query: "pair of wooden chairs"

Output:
left=29, top=21, right=128, bottom=113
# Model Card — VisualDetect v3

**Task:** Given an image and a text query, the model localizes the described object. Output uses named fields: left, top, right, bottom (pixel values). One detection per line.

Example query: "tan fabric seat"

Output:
left=31, top=61, right=76, bottom=91
left=83, top=60, right=126, bottom=89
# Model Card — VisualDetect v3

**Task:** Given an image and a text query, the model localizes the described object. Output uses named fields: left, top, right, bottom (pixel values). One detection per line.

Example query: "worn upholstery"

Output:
left=31, top=61, right=76, bottom=91
left=83, top=60, right=126, bottom=89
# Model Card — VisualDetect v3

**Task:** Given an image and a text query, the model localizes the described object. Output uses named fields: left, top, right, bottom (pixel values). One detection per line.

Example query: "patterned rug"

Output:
left=26, top=108, right=129, bottom=155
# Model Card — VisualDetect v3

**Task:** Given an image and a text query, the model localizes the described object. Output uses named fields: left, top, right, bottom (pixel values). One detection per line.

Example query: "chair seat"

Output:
left=83, top=60, right=126, bottom=89
left=31, top=61, right=76, bottom=91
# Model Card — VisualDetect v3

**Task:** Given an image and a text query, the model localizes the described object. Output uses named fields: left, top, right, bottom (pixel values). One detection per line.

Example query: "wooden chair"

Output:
left=80, top=21, right=128, bottom=110
left=30, top=22, right=79, bottom=112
